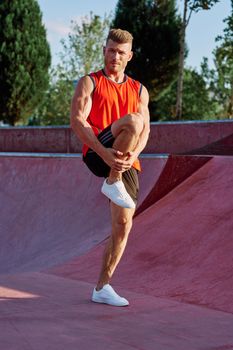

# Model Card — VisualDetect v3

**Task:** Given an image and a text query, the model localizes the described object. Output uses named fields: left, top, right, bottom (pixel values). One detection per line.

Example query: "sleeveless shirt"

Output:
left=83, top=69, right=142, bottom=171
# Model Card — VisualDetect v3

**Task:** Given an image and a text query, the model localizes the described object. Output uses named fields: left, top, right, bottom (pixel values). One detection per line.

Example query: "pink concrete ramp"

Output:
left=0, top=154, right=167, bottom=274
left=185, top=132, right=233, bottom=156
left=1, top=272, right=233, bottom=350
left=135, top=154, right=211, bottom=216
left=0, top=155, right=110, bottom=274
left=49, top=156, right=233, bottom=314
left=1, top=152, right=233, bottom=349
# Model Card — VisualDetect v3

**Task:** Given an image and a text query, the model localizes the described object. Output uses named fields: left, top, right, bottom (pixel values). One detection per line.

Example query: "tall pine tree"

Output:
left=112, top=0, right=181, bottom=111
left=0, top=0, right=51, bottom=125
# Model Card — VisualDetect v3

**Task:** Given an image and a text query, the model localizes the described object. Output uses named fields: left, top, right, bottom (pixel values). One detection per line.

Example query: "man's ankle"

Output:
left=95, top=286, right=102, bottom=291
left=107, top=177, right=121, bottom=185
left=96, top=282, right=108, bottom=291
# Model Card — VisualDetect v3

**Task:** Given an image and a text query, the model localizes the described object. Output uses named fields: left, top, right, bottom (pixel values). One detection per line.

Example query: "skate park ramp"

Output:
left=50, top=156, right=233, bottom=313
left=0, top=154, right=167, bottom=274
left=1, top=128, right=233, bottom=349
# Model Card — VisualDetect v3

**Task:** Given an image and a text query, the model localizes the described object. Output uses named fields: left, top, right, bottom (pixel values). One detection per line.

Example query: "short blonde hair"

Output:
left=106, top=28, right=133, bottom=45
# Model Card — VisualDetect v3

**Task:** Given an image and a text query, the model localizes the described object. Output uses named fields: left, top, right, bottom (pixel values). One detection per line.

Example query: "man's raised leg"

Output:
left=101, top=113, right=144, bottom=208
left=110, top=112, right=144, bottom=182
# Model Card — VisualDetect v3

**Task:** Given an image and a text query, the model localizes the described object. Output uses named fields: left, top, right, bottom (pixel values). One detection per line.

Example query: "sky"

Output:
left=37, top=0, right=231, bottom=71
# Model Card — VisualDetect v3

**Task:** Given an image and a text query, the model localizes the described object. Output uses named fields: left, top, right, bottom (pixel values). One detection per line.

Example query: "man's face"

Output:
left=103, top=39, right=133, bottom=73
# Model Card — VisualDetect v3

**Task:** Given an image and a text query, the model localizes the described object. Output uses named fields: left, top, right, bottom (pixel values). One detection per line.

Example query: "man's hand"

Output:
left=101, top=148, right=125, bottom=172
left=124, top=151, right=138, bottom=168
left=101, top=148, right=137, bottom=172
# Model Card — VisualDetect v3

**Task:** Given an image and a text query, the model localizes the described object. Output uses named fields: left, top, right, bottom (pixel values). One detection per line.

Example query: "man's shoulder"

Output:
left=80, top=70, right=103, bottom=90
left=88, top=70, right=102, bottom=78
left=126, top=75, right=142, bottom=93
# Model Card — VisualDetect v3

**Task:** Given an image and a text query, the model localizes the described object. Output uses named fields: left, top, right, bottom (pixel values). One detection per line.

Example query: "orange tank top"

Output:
left=83, top=69, right=142, bottom=171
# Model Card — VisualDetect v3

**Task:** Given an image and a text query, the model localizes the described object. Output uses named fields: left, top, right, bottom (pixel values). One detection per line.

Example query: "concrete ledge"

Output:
left=0, top=120, right=233, bottom=154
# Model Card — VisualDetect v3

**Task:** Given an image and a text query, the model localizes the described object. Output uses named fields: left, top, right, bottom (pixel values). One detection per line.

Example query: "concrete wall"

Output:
left=0, top=120, right=233, bottom=154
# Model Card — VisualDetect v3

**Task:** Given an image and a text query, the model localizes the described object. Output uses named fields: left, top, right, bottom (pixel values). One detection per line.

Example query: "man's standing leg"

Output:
left=92, top=204, right=134, bottom=306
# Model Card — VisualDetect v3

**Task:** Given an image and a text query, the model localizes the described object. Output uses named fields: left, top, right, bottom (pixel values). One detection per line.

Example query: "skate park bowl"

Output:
left=0, top=120, right=233, bottom=350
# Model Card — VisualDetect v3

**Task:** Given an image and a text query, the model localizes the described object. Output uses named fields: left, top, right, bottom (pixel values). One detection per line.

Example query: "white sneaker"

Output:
left=101, top=179, right=135, bottom=209
left=92, top=284, right=129, bottom=307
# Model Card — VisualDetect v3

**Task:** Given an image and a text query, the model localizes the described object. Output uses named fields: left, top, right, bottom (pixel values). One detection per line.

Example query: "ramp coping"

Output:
left=0, top=152, right=169, bottom=159
left=0, top=152, right=225, bottom=159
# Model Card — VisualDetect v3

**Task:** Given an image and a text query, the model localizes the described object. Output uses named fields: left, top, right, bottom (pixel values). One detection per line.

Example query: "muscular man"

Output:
left=71, top=28, right=150, bottom=306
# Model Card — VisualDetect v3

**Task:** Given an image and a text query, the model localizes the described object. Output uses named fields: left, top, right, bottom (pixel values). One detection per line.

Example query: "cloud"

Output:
left=43, top=14, right=92, bottom=38
left=45, top=20, right=71, bottom=36
left=42, top=15, right=91, bottom=65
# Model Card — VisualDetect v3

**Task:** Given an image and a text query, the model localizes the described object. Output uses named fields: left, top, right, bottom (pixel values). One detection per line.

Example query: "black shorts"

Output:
left=83, top=125, right=139, bottom=204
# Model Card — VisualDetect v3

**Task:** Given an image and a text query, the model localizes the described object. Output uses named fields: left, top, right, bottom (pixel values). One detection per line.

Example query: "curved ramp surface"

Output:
left=0, top=152, right=233, bottom=350
left=0, top=155, right=109, bottom=274
left=49, top=156, right=233, bottom=314
left=0, top=154, right=166, bottom=274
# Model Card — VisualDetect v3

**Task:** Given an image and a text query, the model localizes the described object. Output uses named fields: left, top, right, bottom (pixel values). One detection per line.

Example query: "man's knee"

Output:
left=113, top=217, right=132, bottom=240
left=125, top=113, right=144, bottom=135
left=115, top=215, right=131, bottom=226
left=111, top=113, right=144, bottom=138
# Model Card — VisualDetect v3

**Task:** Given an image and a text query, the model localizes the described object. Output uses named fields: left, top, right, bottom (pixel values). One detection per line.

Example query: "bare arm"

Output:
left=70, top=76, right=125, bottom=170
left=135, top=85, right=150, bottom=155
left=70, top=75, right=107, bottom=158
left=121, top=86, right=150, bottom=168
left=126, top=86, right=150, bottom=163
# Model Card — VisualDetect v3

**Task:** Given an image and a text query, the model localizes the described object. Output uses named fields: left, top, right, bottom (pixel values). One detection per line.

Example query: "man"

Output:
left=70, top=28, right=150, bottom=306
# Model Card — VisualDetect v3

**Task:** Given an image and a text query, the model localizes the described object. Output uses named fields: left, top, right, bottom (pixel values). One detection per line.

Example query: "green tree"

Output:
left=0, top=0, right=51, bottom=125
left=112, top=0, right=181, bottom=107
left=60, top=12, right=111, bottom=80
left=154, top=68, right=218, bottom=120
left=175, top=0, right=219, bottom=119
left=200, top=0, right=233, bottom=119
left=28, top=68, right=74, bottom=126
left=30, top=13, right=111, bottom=126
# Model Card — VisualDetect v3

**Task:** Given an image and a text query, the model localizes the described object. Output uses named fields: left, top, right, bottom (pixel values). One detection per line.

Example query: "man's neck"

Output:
left=103, top=68, right=126, bottom=83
